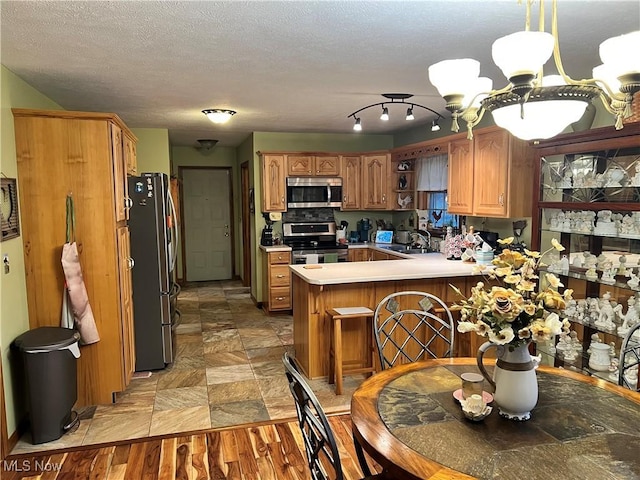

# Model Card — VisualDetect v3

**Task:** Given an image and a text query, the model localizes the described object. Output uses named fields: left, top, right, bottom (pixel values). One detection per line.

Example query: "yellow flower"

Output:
left=523, top=303, right=537, bottom=316
left=524, top=248, right=541, bottom=258
left=551, top=238, right=565, bottom=251
left=538, top=290, right=566, bottom=310
left=498, top=237, right=514, bottom=245
left=530, top=321, right=552, bottom=342
left=504, top=274, right=522, bottom=285
left=488, top=287, right=523, bottom=322
left=517, top=279, right=536, bottom=292
left=545, top=273, right=564, bottom=289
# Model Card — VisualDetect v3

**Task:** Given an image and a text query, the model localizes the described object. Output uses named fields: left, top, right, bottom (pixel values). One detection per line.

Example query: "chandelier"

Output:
left=348, top=93, right=444, bottom=132
left=427, top=0, right=640, bottom=141
left=202, top=109, right=236, bottom=124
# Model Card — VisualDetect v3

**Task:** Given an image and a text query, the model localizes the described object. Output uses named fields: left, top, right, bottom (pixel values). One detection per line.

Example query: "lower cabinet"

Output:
left=263, top=250, right=292, bottom=313
left=348, top=248, right=370, bottom=262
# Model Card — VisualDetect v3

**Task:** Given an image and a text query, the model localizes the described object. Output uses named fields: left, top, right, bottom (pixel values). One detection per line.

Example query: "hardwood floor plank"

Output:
left=157, top=438, right=176, bottom=479
left=233, top=429, right=259, bottom=480
left=191, top=434, right=209, bottom=480
left=141, top=440, right=161, bottom=479
left=88, top=452, right=113, bottom=480
left=255, top=455, right=278, bottom=480
left=220, top=430, right=238, bottom=464
left=123, top=442, right=146, bottom=480
left=40, top=453, right=67, bottom=480
left=110, top=445, right=130, bottom=466
left=274, top=423, right=308, bottom=480
left=174, top=443, right=190, bottom=480
left=266, top=442, right=297, bottom=480
left=258, top=424, right=280, bottom=444
left=247, top=426, right=268, bottom=458
left=105, top=464, right=126, bottom=480
left=225, top=461, right=242, bottom=480
left=205, top=432, right=227, bottom=480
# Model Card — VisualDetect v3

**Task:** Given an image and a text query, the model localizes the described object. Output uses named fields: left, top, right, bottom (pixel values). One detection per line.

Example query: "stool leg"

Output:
left=367, top=316, right=375, bottom=377
left=335, top=318, right=343, bottom=395
left=328, top=316, right=335, bottom=385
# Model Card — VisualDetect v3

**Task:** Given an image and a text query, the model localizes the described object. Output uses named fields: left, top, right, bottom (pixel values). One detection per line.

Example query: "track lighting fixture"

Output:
left=428, top=0, right=639, bottom=141
left=202, top=109, right=236, bottom=124
left=431, top=119, right=441, bottom=132
left=348, top=93, right=443, bottom=132
left=406, top=107, right=415, bottom=121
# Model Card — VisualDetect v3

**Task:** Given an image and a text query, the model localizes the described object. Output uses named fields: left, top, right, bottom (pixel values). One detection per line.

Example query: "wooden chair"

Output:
left=282, top=353, right=387, bottom=480
left=326, top=307, right=376, bottom=395
left=373, top=291, right=455, bottom=370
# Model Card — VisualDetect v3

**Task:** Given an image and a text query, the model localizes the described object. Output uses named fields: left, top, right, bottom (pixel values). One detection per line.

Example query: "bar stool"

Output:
left=326, top=307, right=376, bottom=395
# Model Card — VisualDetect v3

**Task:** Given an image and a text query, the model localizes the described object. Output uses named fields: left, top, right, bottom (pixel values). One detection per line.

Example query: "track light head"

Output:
left=353, top=117, right=362, bottom=131
left=431, top=118, right=441, bottom=132
left=380, top=106, right=389, bottom=121
left=406, top=107, right=415, bottom=121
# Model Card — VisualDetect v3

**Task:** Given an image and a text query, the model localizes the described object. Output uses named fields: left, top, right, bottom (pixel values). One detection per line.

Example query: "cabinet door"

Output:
left=111, top=124, right=128, bottom=222
left=315, top=155, right=340, bottom=176
left=116, top=226, right=135, bottom=385
left=124, top=133, right=137, bottom=176
left=447, top=138, right=474, bottom=215
left=472, top=129, right=510, bottom=217
left=261, top=155, right=287, bottom=212
left=362, top=154, right=390, bottom=210
left=341, top=155, right=361, bottom=210
left=287, top=155, right=314, bottom=176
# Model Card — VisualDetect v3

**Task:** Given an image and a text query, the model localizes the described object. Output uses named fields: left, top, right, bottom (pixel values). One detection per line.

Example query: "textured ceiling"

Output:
left=1, top=1, right=639, bottom=148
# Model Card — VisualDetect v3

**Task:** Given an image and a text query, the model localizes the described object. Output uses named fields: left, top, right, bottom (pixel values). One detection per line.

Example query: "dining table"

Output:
left=350, top=358, right=640, bottom=480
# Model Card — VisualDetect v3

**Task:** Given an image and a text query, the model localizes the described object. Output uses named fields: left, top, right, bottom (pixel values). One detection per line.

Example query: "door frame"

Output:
left=241, top=162, right=251, bottom=287
left=178, top=166, right=235, bottom=282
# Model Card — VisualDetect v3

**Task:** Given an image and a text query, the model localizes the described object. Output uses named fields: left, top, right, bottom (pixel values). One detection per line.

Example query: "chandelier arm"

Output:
left=348, top=101, right=444, bottom=119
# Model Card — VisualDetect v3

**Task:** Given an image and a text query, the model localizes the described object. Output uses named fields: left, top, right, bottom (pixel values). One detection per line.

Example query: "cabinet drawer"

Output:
left=270, top=265, right=291, bottom=287
left=269, top=251, right=291, bottom=265
left=270, top=287, right=291, bottom=310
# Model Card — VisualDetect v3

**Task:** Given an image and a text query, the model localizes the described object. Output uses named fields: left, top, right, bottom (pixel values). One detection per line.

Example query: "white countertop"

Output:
left=259, top=245, right=292, bottom=252
left=289, top=253, right=479, bottom=285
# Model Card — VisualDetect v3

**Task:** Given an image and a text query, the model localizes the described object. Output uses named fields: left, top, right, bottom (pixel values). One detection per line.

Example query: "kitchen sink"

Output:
left=378, top=244, right=434, bottom=254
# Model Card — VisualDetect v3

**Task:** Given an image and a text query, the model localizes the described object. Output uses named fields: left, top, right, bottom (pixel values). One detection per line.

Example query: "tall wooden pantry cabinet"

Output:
left=12, top=109, right=137, bottom=406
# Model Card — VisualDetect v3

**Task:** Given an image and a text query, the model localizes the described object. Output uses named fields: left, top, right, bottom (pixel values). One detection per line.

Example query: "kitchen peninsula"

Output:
left=289, top=254, right=479, bottom=379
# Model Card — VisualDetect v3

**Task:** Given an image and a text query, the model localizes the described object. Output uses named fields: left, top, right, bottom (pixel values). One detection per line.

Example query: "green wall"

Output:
left=132, top=128, right=171, bottom=175
left=0, top=66, right=63, bottom=438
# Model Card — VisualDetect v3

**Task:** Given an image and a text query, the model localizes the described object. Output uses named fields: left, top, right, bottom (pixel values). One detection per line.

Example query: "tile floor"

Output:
left=11, top=280, right=365, bottom=455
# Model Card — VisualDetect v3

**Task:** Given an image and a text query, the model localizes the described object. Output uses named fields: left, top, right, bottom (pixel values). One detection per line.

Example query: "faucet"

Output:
left=410, top=231, right=431, bottom=251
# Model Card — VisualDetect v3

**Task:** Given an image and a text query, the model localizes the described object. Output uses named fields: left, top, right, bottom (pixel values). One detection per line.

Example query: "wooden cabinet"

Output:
left=263, top=250, right=292, bottom=313
left=348, top=248, right=370, bottom=262
left=124, top=132, right=137, bottom=175
left=12, top=108, right=136, bottom=406
left=287, top=155, right=340, bottom=176
left=447, top=127, right=534, bottom=217
left=362, top=153, right=391, bottom=210
left=260, top=154, right=287, bottom=212
left=341, top=155, right=362, bottom=210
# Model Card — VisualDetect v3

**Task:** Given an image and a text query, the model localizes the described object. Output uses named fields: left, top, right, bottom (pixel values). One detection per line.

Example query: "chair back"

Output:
left=282, top=352, right=344, bottom=480
left=373, top=291, right=455, bottom=370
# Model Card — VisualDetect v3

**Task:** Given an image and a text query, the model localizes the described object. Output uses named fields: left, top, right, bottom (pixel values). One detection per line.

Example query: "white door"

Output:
left=183, top=168, right=232, bottom=281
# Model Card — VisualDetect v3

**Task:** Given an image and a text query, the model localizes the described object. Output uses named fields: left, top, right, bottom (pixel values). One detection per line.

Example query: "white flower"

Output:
left=457, top=322, right=477, bottom=333
left=488, top=328, right=515, bottom=345
left=544, top=312, right=563, bottom=335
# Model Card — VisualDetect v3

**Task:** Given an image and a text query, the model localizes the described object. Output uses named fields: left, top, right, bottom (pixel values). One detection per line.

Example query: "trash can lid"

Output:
left=14, top=327, right=81, bottom=353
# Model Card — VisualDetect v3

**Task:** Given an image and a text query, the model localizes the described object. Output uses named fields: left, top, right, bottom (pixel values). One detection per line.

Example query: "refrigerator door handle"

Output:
left=167, top=190, right=179, bottom=273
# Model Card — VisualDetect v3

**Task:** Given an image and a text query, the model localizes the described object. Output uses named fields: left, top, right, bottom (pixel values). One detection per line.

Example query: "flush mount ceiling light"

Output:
left=348, top=93, right=444, bottom=132
left=196, top=139, right=218, bottom=151
left=428, top=0, right=639, bottom=141
left=202, top=109, right=236, bottom=124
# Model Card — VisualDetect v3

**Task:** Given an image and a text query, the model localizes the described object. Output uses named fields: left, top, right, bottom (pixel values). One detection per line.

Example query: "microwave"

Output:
left=286, top=177, right=342, bottom=208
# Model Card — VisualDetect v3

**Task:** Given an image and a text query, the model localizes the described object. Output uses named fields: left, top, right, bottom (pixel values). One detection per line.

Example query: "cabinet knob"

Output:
left=277, top=255, right=283, bottom=260
left=276, top=296, right=285, bottom=301
left=343, top=195, right=347, bottom=202
left=499, top=193, right=504, bottom=206
left=276, top=274, right=285, bottom=278
left=128, top=257, right=135, bottom=269
left=125, top=197, right=133, bottom=208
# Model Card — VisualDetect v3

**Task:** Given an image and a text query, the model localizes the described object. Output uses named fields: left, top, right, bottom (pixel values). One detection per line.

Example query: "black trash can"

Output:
left=13, top=327, right=81, bottom=444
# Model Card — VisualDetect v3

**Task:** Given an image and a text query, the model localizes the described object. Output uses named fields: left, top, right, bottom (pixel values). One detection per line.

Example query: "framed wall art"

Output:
left=1, top=177, right=20, bottom=241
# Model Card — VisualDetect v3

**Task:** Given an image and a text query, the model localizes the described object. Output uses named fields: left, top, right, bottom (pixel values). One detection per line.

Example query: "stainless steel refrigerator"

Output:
left=128, top=173, right=179, bottom=371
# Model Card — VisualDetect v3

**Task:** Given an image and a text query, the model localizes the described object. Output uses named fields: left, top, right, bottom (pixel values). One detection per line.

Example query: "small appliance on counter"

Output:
left=394, top=230, right=411, bottom=245
left=261, top=224, right=273, bottom=246
left=357, top=218, right=372, bottom=242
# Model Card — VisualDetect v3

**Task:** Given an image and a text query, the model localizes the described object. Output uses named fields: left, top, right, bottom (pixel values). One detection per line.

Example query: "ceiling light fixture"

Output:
left=428, top=0, right=639, bottom=141
left=348, top=93, right=443, bottom=132
left=431, top=119, right=441, bottom=132
left=196, top=139, right=218, bottom=152
left=202, top=109, right=236, bottom=124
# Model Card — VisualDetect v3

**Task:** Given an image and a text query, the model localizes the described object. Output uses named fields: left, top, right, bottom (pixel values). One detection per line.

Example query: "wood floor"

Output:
left=2, top=414, right=381, bottom=480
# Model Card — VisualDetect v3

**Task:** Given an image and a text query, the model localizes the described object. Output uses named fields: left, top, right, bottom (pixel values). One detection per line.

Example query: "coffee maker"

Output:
left=261, top=213, right=274, bottom=246
left=357, top=218, right=371, bottom=242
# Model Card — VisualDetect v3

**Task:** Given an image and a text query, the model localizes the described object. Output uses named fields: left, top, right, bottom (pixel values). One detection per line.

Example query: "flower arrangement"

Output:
left=451, top=237, right=573, bottom=348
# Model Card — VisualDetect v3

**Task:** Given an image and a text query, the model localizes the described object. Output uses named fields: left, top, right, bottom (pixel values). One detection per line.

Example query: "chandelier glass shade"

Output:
left=202, top=109, right=236, bottom=124
left=348, top=93, right=444, bottom=132
left=427, top=0, right=640, bottom=141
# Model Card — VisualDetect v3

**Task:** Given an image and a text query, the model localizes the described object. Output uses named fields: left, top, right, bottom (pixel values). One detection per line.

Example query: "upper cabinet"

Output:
left=287, top=155, right=340, bottom=176
left=447, top=127, right=535, bottom=218
left=341, top=155, right=362, bottom=210
left=362, top=153, right=391, bottom=210
left=260, top=153, right=287, bottom=212
left=124, top=132, right=137, bottom=176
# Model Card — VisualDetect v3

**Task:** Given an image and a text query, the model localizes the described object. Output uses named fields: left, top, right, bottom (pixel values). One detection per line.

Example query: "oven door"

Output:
left=292, top=250, right=348, bottom=264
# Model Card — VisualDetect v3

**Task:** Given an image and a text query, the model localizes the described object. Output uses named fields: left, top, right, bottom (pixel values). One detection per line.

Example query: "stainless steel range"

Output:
left=282, top=221, right=348, bottom=264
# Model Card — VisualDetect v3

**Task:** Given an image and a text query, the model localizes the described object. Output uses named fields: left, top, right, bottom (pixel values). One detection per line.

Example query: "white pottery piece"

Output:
left=588, top=342, right=612, bottom=371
